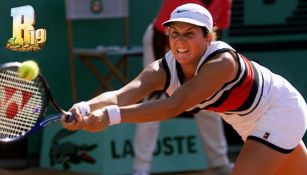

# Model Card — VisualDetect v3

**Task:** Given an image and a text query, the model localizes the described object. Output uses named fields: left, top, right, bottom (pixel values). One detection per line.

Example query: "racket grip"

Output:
left=65, top=112, right=75, bottom=122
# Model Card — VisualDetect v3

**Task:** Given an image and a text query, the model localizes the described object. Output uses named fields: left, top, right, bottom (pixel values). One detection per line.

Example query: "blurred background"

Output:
left=0, top=0, right=307, bottom=174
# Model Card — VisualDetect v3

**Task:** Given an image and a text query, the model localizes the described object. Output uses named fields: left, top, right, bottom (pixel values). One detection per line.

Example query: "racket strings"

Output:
left=0, top=68, right=46, bottom=140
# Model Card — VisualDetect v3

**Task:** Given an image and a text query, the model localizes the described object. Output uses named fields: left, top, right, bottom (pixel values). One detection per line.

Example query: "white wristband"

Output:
left=105, top=105, right=121, bottom=126
left=73, top=101, right=90, bottom=115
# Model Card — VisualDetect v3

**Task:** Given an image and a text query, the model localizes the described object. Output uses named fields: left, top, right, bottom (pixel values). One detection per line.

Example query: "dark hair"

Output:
left=201, top=27, right=209, bottom=35
left=165, top=24, right=218, bottom=41
left=201, top=26, right=218, bottom=41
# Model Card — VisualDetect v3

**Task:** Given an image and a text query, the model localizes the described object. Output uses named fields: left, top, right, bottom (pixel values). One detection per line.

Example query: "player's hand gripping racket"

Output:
left=0, top=62, right=75, bottom=143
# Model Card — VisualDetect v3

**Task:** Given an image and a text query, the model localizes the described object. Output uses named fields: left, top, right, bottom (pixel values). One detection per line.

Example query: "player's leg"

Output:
left=276, top=140, right=307, bottom=175
left=194, top=111, right=232, bottom=174
left=133, top=122, right=160, bottom=174
left=232, top=139, right=285, bottom=175
left=232, top=139, right=307, bottom=175
left=133, top=93, right=167, bottom=175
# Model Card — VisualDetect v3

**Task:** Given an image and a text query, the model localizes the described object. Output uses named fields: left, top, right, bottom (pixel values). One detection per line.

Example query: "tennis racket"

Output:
left=0, top=62, right=75, bottom=143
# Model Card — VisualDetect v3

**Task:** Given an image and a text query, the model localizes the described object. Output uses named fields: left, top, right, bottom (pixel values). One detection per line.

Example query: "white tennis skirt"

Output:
left=219, top=66, right=307, bottom=153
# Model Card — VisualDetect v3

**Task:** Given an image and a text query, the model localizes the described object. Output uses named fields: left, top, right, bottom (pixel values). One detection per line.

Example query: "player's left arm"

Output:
left=78, top=52, right=238, bottom=132
left=119, top=52, right=238, bottom=123
left=63, top=59, right=166, bottom=132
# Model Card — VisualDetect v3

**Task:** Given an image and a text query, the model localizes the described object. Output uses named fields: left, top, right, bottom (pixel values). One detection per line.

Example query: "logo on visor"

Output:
left=176, top=9, right=189, bottom=13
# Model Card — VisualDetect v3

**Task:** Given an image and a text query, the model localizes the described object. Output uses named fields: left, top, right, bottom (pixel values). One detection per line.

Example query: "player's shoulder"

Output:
left=200, top=50, right=238, bottom=80
left=145, top=59, right=163, bottom=72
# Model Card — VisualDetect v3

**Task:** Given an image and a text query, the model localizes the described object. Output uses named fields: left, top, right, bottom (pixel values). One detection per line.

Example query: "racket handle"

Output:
left=65, top=111, right=88, bottom=123
left=65, top=112, right=75, bottom=122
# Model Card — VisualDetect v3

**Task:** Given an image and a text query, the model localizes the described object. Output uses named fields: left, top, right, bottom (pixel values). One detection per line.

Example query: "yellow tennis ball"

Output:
left=18, top=60, right=40, bottom=81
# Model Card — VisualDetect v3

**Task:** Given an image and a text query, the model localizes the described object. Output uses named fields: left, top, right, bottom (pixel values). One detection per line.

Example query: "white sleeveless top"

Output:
left=161, top=41, right=307, bottom=147
left=162, top=41, right=273, bottom=117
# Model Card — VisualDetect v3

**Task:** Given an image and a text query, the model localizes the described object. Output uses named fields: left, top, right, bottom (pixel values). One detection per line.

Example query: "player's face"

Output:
left=167, top=22, right=209, bottom=66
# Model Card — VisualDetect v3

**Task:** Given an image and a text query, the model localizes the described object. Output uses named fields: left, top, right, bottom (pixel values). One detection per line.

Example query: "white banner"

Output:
left=65, top=0, right=128, bottom=19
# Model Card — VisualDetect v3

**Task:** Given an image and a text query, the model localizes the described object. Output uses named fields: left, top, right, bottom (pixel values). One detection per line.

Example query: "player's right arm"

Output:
left=62, top=59, right=166, bottom=131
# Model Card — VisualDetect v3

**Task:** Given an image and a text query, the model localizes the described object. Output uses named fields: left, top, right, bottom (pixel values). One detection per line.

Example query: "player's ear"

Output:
left=207, top=33, right=213, bottom=42
left=202, top=27, right=213, bottom=42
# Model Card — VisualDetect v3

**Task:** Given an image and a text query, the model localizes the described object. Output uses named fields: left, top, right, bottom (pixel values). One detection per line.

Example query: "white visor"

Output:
left=163, top=3, right=213, bottom=31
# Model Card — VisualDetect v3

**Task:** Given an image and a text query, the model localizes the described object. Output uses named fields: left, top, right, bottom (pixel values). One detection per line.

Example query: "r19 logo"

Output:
left=6, top=5, right=47, bottom=52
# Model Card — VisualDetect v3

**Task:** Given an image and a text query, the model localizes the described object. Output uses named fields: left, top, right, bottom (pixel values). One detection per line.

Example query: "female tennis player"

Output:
left=62, top=3, right=307, bottom=175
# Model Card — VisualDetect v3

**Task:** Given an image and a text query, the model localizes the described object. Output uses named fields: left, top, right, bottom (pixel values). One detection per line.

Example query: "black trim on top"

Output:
left=186, top=107, right=201, bottom=114
left=201, top=52, right=247, bottom=109
left=199, top=50, right=244, bottom=104
left=161, top=58, right=171, bottom=91
left=223, top=69, right=264, bottom=116
left=176, top=61, right=185, bottom=84
left=223, top=61, right=265, bottom=116
left=239, top=68, right=264, bottom=116
left=247, top=136, right=295, bottom=154
left=231, top=60, right=260, bottom=112
left=196, top=48, right=235, bottom=74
